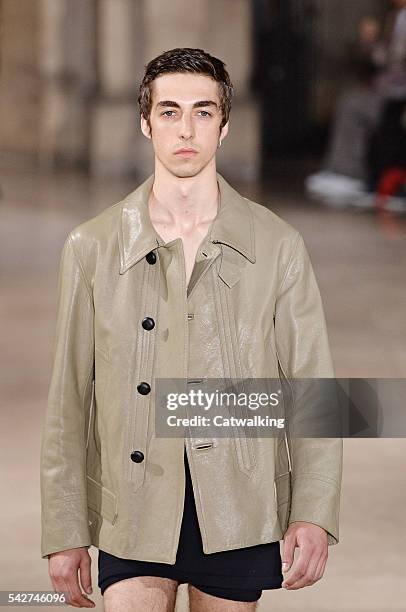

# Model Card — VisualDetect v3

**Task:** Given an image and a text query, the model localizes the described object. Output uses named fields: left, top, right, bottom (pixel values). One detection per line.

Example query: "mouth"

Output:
left=174, top=148, right=198, bottom=158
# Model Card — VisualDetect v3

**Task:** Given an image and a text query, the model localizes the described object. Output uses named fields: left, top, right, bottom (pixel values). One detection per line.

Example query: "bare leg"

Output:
left=103, top=576, right=179, bottom=612
left=188, top=584, right=259, bottom=612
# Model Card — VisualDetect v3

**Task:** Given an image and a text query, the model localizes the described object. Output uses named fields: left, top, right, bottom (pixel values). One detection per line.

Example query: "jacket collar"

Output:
left=118, top=172, right=256, bottom=275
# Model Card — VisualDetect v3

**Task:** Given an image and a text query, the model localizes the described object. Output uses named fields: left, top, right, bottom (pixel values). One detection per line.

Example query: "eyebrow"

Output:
left=156, top=100, right=218, bottom=110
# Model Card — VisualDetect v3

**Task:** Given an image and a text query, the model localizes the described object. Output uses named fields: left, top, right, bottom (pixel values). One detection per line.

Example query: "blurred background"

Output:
left=1, top=1, right=405, bottom=610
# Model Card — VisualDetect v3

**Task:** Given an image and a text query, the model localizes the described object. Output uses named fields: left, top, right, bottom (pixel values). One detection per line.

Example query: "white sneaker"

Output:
left=305, top=171, right=367, bottom=207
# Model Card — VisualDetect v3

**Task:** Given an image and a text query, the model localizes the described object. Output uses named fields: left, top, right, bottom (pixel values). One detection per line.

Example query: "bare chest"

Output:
left=153, top=225, right=211, bottom=288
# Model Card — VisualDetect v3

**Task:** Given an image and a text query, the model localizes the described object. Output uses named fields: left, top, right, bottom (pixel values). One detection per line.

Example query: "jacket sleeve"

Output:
left=40, top=232, right=94, bottom=558
left=274, top=232, right=343, bottom=545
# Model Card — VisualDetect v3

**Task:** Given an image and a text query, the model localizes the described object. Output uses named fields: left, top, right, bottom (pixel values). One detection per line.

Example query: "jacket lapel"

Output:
left=210, top=174, right=256, bottom=289
left=118, top=175, right=163, bottom=275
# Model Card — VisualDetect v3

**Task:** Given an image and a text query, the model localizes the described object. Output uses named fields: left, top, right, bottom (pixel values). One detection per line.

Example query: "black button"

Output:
left=142, top=317, right=155, bottom=331
left=131, top=450, right=144, bottom=463
left=146, top=251, right=156, bottom=264
left=137, top=382, right=151, bottom=395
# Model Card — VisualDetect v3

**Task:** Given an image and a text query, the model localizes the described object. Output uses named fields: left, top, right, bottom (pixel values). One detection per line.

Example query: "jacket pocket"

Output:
left=86, top=474, right=118, bottom=525
left=94, top=347, right=110, bottom=421
left=86, top=348, right=109, bottom=475
left=85, top=379, right=96, bottom=451
left=85, top=378, right=102, bottom=478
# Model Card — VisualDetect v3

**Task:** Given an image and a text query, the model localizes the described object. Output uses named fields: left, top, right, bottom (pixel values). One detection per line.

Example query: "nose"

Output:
left=178, top=112, right=194, bottom=141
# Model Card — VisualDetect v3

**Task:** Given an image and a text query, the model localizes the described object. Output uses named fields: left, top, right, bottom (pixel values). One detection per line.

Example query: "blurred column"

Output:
left=90, top=0, right=151, bottom=176
left=0, top=0, right=41, bottom=167
left=143, top=0, right=207, bottom=55
left=204, top=0, right=260, bottom=181
left=38, top=0, right=97, bottom=169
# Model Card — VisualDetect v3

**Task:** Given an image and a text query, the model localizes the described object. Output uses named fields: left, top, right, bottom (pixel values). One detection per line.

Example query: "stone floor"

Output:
left=1, top=168, right=405, bottom=611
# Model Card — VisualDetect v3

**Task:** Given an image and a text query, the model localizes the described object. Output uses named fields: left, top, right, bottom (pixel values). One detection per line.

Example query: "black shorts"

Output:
left=98, top=448, right=283, bottom=603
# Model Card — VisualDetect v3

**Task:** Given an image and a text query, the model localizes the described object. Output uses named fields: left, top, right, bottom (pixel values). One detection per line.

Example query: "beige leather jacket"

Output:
left=40, top=173, right=343, bottom=562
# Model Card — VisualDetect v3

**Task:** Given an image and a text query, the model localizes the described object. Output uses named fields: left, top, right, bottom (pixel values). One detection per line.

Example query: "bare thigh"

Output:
left=103, top=575, right=179, bottom=612
left=188, top=585, right=259, bottom=612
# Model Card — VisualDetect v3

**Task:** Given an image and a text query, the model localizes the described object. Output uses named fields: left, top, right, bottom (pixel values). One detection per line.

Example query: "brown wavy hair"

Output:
left=138, top=47, right=234, bottom=131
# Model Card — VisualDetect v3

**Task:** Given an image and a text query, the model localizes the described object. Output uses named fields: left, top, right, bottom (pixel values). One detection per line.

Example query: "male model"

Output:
left=41, top=48, right=343, bottom=611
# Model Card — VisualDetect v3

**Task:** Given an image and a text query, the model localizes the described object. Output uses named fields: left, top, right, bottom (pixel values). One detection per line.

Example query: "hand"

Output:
left=281, top=521, right=328, bottom=590
left=48, top=547, right=95, bottom=608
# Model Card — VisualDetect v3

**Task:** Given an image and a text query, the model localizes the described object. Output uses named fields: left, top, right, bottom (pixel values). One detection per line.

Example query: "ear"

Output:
left=140, top=116, right=152, bottom=140
left=220, top=121, right=229, bottom=142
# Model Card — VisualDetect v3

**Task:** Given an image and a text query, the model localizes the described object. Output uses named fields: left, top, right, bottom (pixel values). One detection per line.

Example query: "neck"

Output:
left=149, top=158, right=219, bottom=228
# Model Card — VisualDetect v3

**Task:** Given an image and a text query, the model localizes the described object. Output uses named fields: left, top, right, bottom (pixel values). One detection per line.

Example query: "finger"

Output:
left=315, top=553, right=328, bottom=581
left=62, top=577, right=81, bottom=608
left=65, top=573, right=95, bottom=608
left=53, top=577, right=80, bottom=609
left=285, top=550, right=325, bottom=590
left=283, top=574, right=312, bottom=590
left=282, top=564, right=307, bottom=589
left=282, top=545, right=312, bottom=588
left=281, top=534, right=297, bottom=572
left=301, top=550, right=324, bottom=586
left=51, top=577, right=71, bottom=604
left=79, top=555, right=93, bottom=595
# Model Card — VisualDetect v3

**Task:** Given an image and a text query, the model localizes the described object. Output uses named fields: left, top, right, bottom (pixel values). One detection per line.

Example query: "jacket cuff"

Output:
left=288, top=475, right=340, bottom=545
left=41, top=497, right=91, bottom=559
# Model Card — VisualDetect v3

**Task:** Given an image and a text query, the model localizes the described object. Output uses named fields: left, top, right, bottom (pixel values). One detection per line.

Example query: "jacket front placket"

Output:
left=183, top=238, right=223, bottom=451
left=148, top=238, right=221, bottom=454
left=124, top=242, right=162, bottom=493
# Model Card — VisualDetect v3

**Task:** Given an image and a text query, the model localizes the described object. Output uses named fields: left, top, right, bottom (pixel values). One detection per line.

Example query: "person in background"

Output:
left=306, top=0, right=406, bottom=210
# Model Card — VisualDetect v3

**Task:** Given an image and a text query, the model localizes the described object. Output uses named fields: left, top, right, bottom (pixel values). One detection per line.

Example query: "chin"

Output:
left=168, top=164, right=203, bottom=179
left=173, top=170, right=200, bottom=179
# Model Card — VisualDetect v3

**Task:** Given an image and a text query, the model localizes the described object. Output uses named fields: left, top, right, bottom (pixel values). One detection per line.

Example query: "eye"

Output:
left=162, top=110, right=176, bottom=117
left=198, top=111, right=212, bottom=117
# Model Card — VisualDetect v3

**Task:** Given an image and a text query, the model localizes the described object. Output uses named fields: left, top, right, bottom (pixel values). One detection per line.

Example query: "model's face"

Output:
left=141, top=72, right=229, bottom=178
